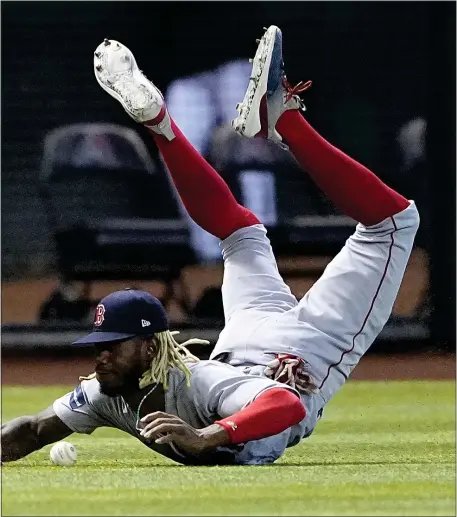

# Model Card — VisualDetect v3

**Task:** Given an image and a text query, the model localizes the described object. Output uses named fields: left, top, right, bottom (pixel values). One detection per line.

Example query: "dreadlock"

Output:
left=79, top=330, right=209, bottom=389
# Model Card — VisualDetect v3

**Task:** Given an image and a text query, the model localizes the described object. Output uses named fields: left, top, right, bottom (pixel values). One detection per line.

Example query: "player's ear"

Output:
left=144, top=336, right=157, bottom=358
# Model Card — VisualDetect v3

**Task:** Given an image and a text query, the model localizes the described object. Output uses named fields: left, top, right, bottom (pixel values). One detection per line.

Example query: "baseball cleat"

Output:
left=93, top=39, right=175, bottom=140
left=232, top=25, right=312, bottom=146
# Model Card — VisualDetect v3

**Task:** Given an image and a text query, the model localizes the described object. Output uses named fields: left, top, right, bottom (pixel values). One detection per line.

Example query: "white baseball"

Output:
left=49, top=441, right=77, bottom=466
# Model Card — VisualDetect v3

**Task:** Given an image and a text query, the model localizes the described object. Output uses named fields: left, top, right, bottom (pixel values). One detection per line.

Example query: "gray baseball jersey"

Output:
left=53, top=360, right=321, bottom=465
left=210, top=202, right=419, bottom=406
left=54, top=202, right=418, bottom=465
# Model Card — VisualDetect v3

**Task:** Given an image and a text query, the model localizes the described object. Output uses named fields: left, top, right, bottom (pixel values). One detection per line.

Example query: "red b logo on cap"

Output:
left=94, top=304, right=105, bottom=327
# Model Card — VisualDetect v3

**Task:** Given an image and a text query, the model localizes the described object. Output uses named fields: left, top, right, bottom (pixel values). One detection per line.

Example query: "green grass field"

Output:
left=1, top=381, right=455, bottom=516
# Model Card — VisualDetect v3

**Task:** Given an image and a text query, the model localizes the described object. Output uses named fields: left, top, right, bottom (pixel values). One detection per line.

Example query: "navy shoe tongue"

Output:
left=267, top=29, right=284, bottom=96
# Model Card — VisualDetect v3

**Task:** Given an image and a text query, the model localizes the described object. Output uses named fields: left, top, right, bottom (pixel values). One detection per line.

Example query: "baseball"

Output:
left=49, top=441, right=77, bottom=466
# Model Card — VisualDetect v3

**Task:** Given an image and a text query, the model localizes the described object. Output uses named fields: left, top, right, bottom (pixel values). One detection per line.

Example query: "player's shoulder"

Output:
left=187, top=359, right=259, bottom=387
left=77, top=377, right=112, bottom=405
left=168, top=359, right=225, bottom=378
left=187, top=359, right=241, bottom=374
left=168, top=359, right=243, bottom=387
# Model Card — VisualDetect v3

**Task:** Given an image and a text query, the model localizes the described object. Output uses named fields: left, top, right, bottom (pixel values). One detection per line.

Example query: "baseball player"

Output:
left=1, top=26, right=419, bottom=466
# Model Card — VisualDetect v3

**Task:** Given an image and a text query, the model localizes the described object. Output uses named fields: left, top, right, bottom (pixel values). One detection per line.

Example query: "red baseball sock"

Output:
left=147, top=120, right=259, bottom=240
left=276, top=110, right=409, bottom=226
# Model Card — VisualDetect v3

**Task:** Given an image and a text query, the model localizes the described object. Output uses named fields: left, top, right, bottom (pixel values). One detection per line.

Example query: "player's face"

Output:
left=94, top=338, right=151, bottom=396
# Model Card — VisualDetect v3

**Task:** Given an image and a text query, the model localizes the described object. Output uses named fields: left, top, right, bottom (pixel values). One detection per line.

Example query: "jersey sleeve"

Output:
left=188, top=361, right=299, bottom=419
left=52, top=379, right=114, bottom=434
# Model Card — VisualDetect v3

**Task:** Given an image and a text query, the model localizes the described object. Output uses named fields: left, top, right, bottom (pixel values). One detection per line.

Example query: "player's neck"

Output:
left=123, top=384, right=166, bottom=417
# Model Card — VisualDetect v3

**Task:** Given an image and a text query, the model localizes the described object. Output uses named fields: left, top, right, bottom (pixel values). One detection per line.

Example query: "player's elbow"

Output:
left=28, top=415, right=52, bottom=448
left=408, top=202, right=420, bottom=231
left=26, top=416, right=42, bottom=444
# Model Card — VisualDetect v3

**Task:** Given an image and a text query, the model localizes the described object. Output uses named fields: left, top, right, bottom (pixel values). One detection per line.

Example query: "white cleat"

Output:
left=93, top=39, right=175, bottom=140
left=232, top=25, right=311, bottom=147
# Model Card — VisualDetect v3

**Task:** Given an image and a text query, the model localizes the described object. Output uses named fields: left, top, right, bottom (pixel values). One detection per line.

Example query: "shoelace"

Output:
left=283, top=77, right=313, bottom=103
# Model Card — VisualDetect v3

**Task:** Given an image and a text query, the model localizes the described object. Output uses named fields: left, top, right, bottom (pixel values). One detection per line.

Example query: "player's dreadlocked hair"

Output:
left=79, top=331, right=209, bottom=389
left=138, top=330, right=207, bottom=389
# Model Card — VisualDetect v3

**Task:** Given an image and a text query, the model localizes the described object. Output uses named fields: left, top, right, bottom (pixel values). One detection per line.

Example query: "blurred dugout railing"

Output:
left=1, top=319, right=429, bottom=352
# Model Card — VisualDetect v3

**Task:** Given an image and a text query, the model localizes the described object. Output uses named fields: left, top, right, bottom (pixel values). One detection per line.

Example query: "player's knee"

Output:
left=408, top=203, right=420, bottom=231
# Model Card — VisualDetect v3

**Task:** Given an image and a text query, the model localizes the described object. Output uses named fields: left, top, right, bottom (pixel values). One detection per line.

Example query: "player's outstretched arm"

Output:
left=1, top=405, right=72, bottom=462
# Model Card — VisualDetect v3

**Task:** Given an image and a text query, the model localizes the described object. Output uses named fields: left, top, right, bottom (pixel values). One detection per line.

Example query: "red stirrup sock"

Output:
left=276, top=110, right=409, bottom=226
left=147, top=120, right=260, bottom=240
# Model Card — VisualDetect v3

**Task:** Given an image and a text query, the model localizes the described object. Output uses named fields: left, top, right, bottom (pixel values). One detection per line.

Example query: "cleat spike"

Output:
left=263, top=27, right=268, bottom=31
left=256, top=39, right=261, bottom=44
left=95, top=65, right=102, bottom=72
left=249, top=58, right=253, bottom=63
left=103, top=38, right=110, bottom=46
left=94, top=52, right=101, bottom=58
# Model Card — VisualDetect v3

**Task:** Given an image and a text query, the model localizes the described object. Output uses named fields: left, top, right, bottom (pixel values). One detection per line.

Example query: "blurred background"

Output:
left=2, top=1, right=455, bottom=367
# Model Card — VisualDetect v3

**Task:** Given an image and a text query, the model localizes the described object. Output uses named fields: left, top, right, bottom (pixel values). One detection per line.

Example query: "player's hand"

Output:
left=264, top=354, right=320, bottom=395
left=139, top=412, right=228, bottom=455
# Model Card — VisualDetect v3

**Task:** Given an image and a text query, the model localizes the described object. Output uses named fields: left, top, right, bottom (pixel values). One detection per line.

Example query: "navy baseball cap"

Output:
left=73, top=289, right=168, bottom=345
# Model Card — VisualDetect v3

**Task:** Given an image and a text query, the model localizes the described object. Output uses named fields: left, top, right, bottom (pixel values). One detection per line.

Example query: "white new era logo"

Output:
left=141, top=319, right=151, bottom=328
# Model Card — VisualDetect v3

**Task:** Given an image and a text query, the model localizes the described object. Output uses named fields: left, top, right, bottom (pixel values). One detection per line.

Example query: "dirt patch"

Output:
left=1, top=354, right=455, bottom=386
